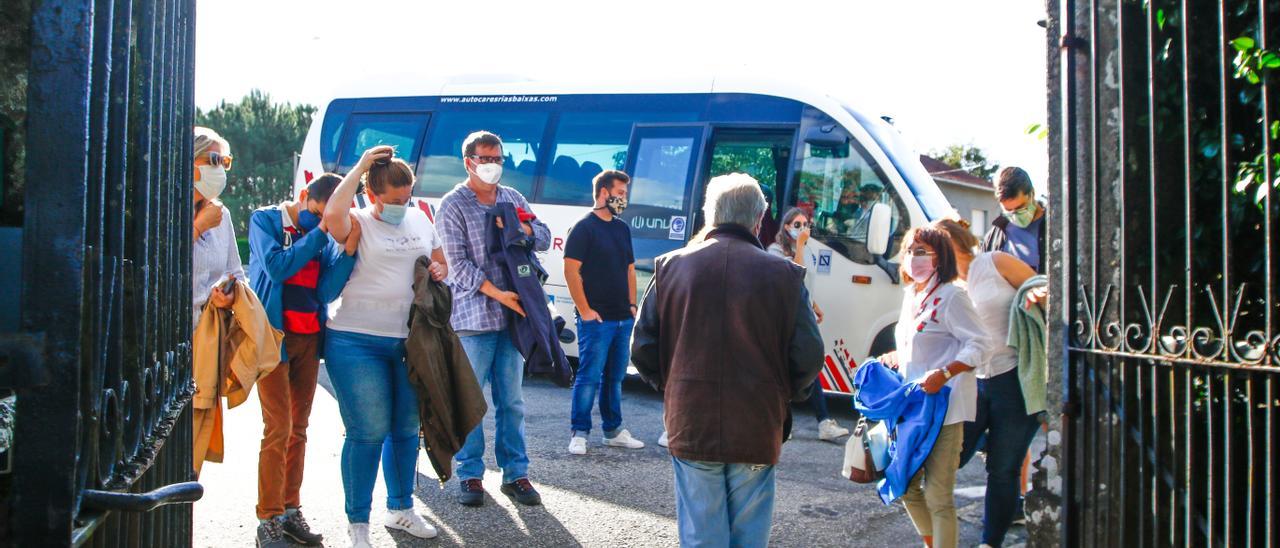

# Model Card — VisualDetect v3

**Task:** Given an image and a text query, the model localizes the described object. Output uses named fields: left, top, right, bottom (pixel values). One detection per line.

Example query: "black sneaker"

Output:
left=281, top=509, right=324, bottom=545
left=500, top=478, right=542, bottom=506
left=459, top=478, right=485, bottom=507
left=255, top=517, right=288, bottom=548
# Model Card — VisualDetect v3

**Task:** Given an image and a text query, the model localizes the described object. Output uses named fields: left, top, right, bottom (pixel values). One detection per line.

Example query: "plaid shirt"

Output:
left=437, top=182, right=551, bottom=332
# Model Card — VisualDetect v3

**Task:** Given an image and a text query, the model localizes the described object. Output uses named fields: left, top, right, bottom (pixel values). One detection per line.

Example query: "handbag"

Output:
left=842, top=416, right=889, bottom=483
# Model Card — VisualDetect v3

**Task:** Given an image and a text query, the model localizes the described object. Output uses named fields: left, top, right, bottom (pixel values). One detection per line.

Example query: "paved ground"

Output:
left=194, top=368, right=1028, bottom=547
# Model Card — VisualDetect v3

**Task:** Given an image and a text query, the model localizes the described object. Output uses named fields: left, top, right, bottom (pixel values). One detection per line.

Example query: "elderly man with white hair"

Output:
left=632, top=173, right=824, bottom=547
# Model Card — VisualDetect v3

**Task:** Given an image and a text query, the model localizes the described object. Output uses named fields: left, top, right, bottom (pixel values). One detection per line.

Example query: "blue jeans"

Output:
left=570, top=317, right=634, bottom=436
left=959, top=369, right=1042, bottom=547
left=454, top=331, right=529, bottom=484
left=324, top=329, right=420, bottom=524
left=672, top=457, right=776, bottom=548
left=806, top=379, right=829, bottom=422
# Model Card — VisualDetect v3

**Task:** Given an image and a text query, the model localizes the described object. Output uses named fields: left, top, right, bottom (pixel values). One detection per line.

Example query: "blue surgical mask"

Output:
left=297, top=209, right=321, bottom=232
left=379, top=203, right=407, bottom=226
left=788, top=227, right=802, bottom=240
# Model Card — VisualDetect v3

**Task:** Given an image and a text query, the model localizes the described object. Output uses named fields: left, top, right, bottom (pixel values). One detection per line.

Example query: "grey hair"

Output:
left=702, top=173, right=767, bottom=229
left=193, top=126, right=230, bottom=160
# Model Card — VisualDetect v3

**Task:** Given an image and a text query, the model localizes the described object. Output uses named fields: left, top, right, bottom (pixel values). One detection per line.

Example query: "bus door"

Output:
left=698, top=128, right=796, bottom=248
left=621, top=125, right=707, bottom=293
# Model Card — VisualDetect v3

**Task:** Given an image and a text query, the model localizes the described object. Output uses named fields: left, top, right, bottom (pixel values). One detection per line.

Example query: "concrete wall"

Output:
left=936, top=180, right=1000, bottom=236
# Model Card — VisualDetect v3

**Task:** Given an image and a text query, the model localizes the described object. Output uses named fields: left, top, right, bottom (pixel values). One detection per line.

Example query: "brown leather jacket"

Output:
left=406, top=256, right=487, bottom=484
left=631, top=224, right=824, bottom=465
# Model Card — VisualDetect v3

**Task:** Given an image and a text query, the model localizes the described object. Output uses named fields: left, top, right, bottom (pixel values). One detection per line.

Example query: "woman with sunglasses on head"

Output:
left=767, top=207, right=850, bottom=442
left=191, top=126, right=244, bottom=326
left=877, top=225, right=990, bottom=548
left=322, top=145, right=448, bottom=547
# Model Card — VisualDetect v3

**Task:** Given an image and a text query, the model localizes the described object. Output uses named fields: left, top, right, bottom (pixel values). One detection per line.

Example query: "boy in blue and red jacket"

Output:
left=247, top=173, right=356, bottom=547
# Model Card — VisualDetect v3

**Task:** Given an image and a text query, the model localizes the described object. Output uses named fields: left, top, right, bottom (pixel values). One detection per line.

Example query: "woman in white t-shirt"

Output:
left=321, top=145, right=447, bottom=545
left=878, top=225, right=990, bottom=548
left=933, top=218, right=1044, bottom=548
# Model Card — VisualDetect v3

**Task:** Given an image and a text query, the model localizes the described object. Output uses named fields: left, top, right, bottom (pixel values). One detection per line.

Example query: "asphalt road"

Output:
left=193, top=368, right=1028, bottom=547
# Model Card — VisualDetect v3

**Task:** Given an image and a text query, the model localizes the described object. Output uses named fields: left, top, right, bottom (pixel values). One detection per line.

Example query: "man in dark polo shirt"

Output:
left=563, top=170, right=645, bottom=455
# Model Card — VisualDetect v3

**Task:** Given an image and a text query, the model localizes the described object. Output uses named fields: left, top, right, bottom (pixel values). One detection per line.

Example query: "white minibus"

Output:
left=294, top=77, right=954, bottom=395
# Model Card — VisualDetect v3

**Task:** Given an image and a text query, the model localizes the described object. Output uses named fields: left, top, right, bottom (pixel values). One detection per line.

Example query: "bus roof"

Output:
left=330, top=74, right=864, bottom=116
left=315, top=75, right=953, bottom=220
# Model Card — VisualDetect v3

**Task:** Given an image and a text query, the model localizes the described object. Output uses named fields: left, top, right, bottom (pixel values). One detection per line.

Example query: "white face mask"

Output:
left=195, top=165, right=227, bottom=200
left=472, top=163, right=503, bottom=185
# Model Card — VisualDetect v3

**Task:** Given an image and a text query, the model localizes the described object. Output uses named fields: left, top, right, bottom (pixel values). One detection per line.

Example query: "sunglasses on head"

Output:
left=199, top=151, right=233, bottom=170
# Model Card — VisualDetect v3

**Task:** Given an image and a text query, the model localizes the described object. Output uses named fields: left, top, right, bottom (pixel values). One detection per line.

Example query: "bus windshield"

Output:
left=842, top=105, right=952, bottom=221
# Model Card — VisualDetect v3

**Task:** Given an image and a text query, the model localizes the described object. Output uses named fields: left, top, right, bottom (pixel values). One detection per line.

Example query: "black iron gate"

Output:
left=1053, top=0, right=1280, bottom=545
left=1, top=0, right=201, bottom=545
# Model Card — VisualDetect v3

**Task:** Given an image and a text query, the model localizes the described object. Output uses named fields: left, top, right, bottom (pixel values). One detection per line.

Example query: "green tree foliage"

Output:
left=928, top=143, right=1000, bottom=181
left=196, top=90, right=316, bottom=236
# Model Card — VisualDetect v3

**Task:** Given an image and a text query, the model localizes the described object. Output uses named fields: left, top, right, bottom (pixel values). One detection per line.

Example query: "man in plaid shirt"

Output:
left=437, top=131, right=551, bottom=508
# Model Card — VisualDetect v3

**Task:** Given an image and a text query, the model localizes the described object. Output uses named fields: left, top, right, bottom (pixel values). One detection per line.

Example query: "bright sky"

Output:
left=196, top=0, right=1049, bottom=188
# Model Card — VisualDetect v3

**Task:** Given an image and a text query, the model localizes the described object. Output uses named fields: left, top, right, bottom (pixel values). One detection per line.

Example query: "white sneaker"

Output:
left=348, top=523, right=372, bottom=548
left=385, top=508, right=438, bottom=539
left=568, top=435, right=587, bottom=455
left=658, top=430, right=669, bottom=448
left=604, top=429, right=645, bottom=449
left=818, top=419, right=850, bottom=441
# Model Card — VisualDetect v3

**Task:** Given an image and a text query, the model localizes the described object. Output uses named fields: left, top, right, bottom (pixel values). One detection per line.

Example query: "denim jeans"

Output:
left=672, top=457, right=776, bottom=548
left=324, top=329, right=420, bottom=524
left=959, top=369, right=1042, bottom=547
left=454, top=331, right=529, bottom=483
left=806, top=379, right=829, bottom=422
left=570, top=317, right=634, bottom=436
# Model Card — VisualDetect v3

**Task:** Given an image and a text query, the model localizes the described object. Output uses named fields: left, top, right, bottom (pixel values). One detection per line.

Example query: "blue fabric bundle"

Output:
left=852, top=359, right=951, bottom=504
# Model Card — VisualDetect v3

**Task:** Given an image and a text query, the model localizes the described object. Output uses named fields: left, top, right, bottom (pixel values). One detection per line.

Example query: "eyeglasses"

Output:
left=908, top=248, right=936, bottom=257
left=467, top=155, right=505, bottom=165
left=790, top=221, right=813, bottom=229
left=198, top=151, right=233, bottom=170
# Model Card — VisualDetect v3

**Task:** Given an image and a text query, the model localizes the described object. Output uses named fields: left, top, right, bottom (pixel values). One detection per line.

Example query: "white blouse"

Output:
left=192, top=204, right=244, bottom=326
left=894, top=281, right=991, bottom=425
left=966, top=252, right=1020, bottom=379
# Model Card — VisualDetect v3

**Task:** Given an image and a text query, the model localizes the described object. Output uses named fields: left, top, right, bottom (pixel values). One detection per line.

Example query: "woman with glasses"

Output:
left=767, top=207, right=849, bottom=442
left=191, top=126, right=243, bottom=326
left=877, top=225, right=990, bottom=548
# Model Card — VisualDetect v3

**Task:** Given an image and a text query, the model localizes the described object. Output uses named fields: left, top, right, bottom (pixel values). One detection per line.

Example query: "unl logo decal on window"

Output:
left=817, top=250, right=832, bottom=274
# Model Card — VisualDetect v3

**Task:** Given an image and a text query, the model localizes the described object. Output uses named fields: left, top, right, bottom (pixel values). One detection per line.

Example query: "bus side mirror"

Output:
left=866, top=203, right=892, bottom=256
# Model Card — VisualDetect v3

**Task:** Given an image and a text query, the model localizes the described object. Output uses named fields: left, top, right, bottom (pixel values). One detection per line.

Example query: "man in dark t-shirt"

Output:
left=563, top=170, right=645, bottom=455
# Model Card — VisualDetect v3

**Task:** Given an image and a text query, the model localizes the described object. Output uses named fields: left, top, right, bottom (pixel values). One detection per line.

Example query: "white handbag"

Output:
left=842, top=417, right=890, bottom=483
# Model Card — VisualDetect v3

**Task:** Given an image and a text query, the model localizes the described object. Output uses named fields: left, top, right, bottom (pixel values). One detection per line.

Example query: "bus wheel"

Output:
left=869, top=323, right=896, bottom=357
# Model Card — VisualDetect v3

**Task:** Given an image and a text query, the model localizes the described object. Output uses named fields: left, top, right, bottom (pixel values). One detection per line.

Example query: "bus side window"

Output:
left=336, top=113, right=429, bottom=173
left=794, top=135, right=909, bottom=265
left=416, top=111, right=549, bottom=198
left=540, top=113, right=633, bottom=205
left=539, top=112, right=699, bottom=205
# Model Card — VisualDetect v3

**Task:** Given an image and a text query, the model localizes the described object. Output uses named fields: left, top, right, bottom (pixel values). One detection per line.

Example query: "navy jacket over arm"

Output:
left=485, top=203, right=571, bottom=386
